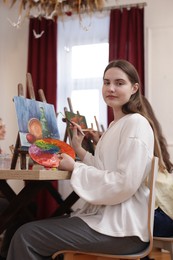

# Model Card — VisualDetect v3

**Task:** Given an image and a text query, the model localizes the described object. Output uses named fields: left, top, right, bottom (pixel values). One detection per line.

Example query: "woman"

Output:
left=0, top=117, right=9, bottom=220
left=0, top=118, right=6, bottom=154
left=0, top=118, right=10, bottom=260
left=87, top=96, right=173, bottom=260
left=143, top=96, right=173, bottom=236
left=141, top=97, right=173, bottom=260
left=0, top=117, right=8, bottom=205
left=6, top=60, right=163, bottom=260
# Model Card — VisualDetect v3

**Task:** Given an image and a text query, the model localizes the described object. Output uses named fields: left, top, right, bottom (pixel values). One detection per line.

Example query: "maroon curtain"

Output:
left=27, top=18, right=58, bottom=219
left=27, top=18, right=57, bottom=105
left=108, top=7, right=144, bottom=124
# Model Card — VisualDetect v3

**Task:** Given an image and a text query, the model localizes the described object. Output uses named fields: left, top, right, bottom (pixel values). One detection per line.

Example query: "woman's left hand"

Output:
left=58, top=153, right=75, bottom=171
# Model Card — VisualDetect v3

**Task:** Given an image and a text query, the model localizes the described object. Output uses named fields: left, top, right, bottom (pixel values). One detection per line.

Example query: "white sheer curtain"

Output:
left=57, top=12, right=110, bottom=140
left=57, top=12, right=110, bottom=208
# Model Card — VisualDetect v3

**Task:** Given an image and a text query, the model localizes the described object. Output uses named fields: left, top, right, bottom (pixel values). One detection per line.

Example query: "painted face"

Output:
left=102, top=67, right=138, bottom=110
left=0, top=120, right=6, bottom=140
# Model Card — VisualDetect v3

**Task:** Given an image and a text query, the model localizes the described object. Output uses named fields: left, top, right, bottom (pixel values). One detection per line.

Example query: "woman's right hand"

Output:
left=71, top=123, right=87, bottom=161
left=71, top=124, right=84, bottom=149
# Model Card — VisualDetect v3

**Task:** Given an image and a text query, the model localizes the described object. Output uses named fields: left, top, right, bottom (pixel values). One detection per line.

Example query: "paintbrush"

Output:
left=59, top=112, right=85, bottom=136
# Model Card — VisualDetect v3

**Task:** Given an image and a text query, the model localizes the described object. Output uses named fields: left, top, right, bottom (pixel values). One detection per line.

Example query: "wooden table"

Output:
left=0, top=169, right=79, bottom=234
left=0, top=169, right=72, bottom=181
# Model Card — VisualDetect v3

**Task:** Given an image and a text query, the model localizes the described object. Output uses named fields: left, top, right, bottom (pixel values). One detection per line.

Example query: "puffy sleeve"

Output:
left=70, top=114, right=154, bottom=205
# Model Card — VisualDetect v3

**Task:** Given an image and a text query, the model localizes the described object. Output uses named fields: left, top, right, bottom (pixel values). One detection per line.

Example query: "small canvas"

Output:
left=13, top=96, right=60, bottom=148
left=65, top=111, right=95, bottom=155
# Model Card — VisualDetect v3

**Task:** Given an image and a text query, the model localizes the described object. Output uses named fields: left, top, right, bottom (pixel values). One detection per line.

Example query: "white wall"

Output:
left=0, top=2, right=29, bottom=154
left=144, top=0, right=173, bottom=159
left=0, top=2, right=29, bottom=192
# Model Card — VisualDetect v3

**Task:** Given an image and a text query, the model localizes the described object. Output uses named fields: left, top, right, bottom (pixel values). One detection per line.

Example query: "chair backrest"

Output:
left=145, top=156, right=159, bottom=256
left=52, top=157, right=158, bottom=260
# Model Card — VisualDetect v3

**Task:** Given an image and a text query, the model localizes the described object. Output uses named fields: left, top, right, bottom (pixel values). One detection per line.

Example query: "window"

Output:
left=72, top=43, right=108, bottom=79
left=71, top=42, right=108, bottom=129
left=57, top=13, right=110, bottom=139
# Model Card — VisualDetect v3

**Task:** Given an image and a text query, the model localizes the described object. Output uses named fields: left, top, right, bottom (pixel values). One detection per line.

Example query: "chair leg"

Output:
left=170, top=243, right=173, bottom=260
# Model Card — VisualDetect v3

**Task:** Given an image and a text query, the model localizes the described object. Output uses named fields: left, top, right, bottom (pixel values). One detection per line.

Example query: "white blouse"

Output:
left=70, top=113, right=154, bottom=242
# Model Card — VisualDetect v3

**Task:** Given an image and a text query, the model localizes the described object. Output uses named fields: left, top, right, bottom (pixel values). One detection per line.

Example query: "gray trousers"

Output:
left=6, top=216, right=148, bottom=260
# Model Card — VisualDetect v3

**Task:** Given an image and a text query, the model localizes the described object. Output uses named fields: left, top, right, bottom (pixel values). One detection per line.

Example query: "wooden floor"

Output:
left=150, top=248, right=171, bottom=260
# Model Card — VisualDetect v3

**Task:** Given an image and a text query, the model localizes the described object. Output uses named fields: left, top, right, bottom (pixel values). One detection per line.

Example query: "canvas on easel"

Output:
left=13, top=96, right=60, bottom=149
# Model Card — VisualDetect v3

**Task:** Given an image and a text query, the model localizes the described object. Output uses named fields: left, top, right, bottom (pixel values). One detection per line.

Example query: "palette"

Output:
left=29, top=138, right=75, bottom=168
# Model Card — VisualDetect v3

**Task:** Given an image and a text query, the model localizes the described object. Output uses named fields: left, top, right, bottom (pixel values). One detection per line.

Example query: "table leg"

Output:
left=52, top=191, right=79, bottom=216
left=0, top=180, right=16, bottom=201
left=0, top=180, right=79, bottom=234
left=0, top=181, right=44, bottom=234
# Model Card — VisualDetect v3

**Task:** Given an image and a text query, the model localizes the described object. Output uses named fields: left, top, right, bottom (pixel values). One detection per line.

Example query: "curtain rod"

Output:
left=102, top=2, right=147, bottom=11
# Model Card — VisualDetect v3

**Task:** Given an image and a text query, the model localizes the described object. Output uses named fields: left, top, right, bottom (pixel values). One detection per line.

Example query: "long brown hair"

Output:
left=142, top=96, right=173, bottom=173
left=104, top=60, right=166, bottom=171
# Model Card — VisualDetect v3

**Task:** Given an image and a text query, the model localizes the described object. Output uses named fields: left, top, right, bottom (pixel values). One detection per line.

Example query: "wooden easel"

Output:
left=62, top=97, right=86, bottom=143
left=11, top=73, right=52, bottom=170
left=2, top=75, right=63, bottom=208
left=62, top=97, right=104, bottom=155
left=26, top=74, right=79, bottom=215
left=63, top=97, right=105, bottom=141
left=0, top=74, right=80, bottom=235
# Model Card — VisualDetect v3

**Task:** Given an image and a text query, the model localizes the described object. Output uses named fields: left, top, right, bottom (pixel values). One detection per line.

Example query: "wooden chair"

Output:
left=52, top=157, right=158, bottom=260
left=153, top=236, right=173, bottom=260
